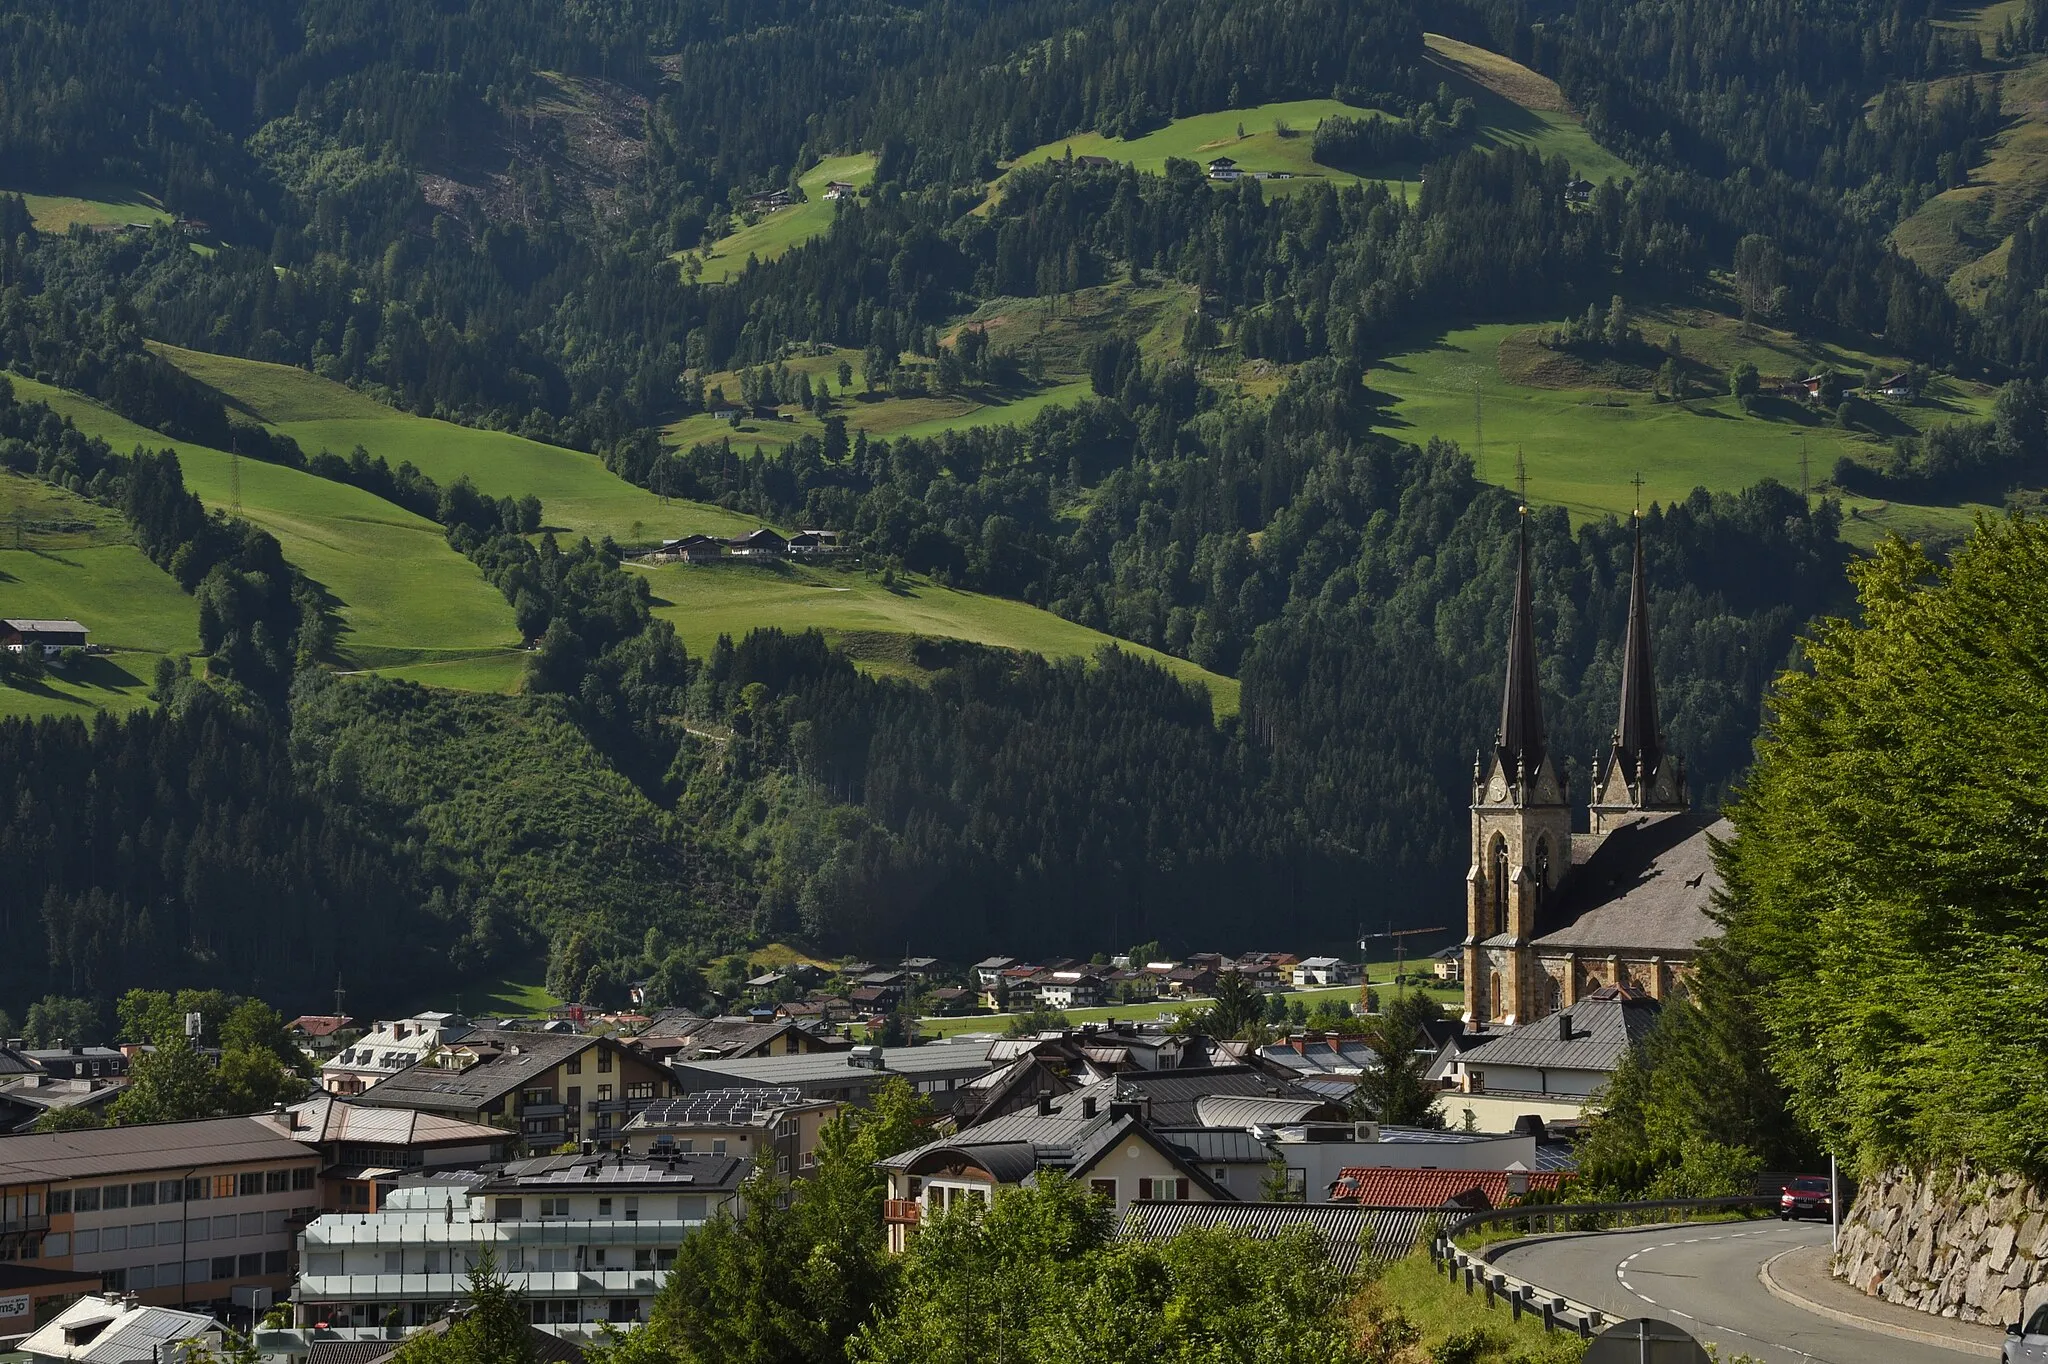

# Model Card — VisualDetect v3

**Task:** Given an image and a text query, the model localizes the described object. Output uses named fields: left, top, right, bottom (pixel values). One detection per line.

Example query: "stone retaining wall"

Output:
left=1833, top=1165, right=2048, bottom=1325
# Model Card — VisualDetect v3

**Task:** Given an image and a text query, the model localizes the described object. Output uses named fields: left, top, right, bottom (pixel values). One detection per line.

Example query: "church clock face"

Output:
left=1488, top=774, right=1507, bottom=802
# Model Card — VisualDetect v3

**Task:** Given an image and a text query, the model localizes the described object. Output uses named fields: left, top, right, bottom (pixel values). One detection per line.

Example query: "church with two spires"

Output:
left=1461, top=513, right=1730, bottom=1028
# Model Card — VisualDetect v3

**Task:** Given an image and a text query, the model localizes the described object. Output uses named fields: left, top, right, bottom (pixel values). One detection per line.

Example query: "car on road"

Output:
left=2006, top=1303, right=2048, bottom=1362
left=1779, top=1176, right=1832, bottom=1220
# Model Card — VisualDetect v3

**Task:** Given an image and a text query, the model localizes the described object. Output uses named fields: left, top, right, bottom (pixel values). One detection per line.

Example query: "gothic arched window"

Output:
left=1534, top=835, right=1552, bottom=910
left=1490, top=835, right=1510, bottom=936
left=1489, top=971, right=1502, bottom=1021
left=1545, top=973, right=1562, bottom=1016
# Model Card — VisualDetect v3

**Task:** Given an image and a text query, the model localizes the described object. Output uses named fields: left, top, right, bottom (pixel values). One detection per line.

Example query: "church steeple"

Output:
left=1612, top=515, right=1659, bottom=779
left=1496, top=510, right=1546, bottom=781
left=1590, top=512, right=1687, bottom=834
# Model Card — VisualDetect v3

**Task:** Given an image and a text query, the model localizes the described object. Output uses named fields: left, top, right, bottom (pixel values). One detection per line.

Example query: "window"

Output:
left=657, top=1248, right=678, bottom=1269
left=211, top=1256, right=236, bottom=1281
left=101, top=1227, right=126, bottom=1251
left=424, top=1250, right=443, bottom=1275
left=624, top=1198, right=638, bottom=1221
left=100, top=1268, right=126, bottom=1292
left=102, top=1184, right=128, bottom=1210
left=42, top=1234, right=68, bottom=1257
left=240, top=1212, right=263, bottom=1236
left=211, top=1175, right=236, bottom=1200
left=1089, top=1179, right=1116, bottom=1202
left=635, top=1248, right=655, bottom=1271
left=212, top=1215, right=235, bottom=1238
left=264, top=1250, right=287, bottom=1275
left=1284, top=1168, right=1308, bottom=1200
left=711, top=1139, right=726, bottom=1155
left=131, top=1223, right=154, bottom=1248
left=384, top=1251, right=405, bottom=1273
left=677, top=1139, right=693, bottom=1153
left=598, top=1198, right=614, bottom=1218
left=566, top=1086, right=581, bottom=1110
left=496, top=1199, right=524, bottom=1222
left=159, top=1179, right=183, bottom=1203
left=626, top=1082, right=655, bottom=1100
left=73, top=1187, right=100, bottom=1213
left=1137, top=1178, right=1190, bottom=1202
left=597, top=1084, right=612, bottom=1102
left=156, top=1220, right=179, bottom=1243
left=566, top=1055, right=582, bottom=1075
left=292, top=1167, right=315, bottom=1191
left=186, top=1219, right=209, bottom=1243
left=1534, top=835, right=1552, bottom=899
left=131, top=1182, right=156, bottom=1207
left=239, top=1173, right=263, bottom=1197
left=48, top=1191, right=70, bottom=1215
left=265, top=1170, right=289, bottom=1194
left=521, top=1088, right=555, bottom=1109
left=74, top=1229, right=98, bottom=1254
left=239, top=1252, right=263, bottom=1276
left=539, top=1198, right=570, bottom=1219
left=596, top=1049, right=612, bottom=1073
left=1490, top=834, right=1510, bottom=936
left=129, top=1265, right=154, bottom=1290
left=532, top=1247, right=573, bottom=1271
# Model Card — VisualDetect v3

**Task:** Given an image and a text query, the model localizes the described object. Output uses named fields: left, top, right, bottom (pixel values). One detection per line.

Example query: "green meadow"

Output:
left=10, top=185, right=171, bottom=233
left=632, top=556, right=1240, bottom=715
left=0, top=483, right=202, bottom=721
left=687, top=153, right=879, bottom=285
left=1368, top=310, right=2000, bottom=546
left=9, top=376, right=523, bottom=670
left=1419, top=34, right=1633, bottom=186
left=152, top=343, right=759, bottom=544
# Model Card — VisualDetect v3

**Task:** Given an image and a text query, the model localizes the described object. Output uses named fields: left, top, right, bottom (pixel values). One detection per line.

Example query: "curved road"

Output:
left=1491, top=1221, right=1973, bottom=1363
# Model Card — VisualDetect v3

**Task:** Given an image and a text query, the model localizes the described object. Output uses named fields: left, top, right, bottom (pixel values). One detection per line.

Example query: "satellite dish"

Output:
left=1584, top=1318, right=1712, bottom=1363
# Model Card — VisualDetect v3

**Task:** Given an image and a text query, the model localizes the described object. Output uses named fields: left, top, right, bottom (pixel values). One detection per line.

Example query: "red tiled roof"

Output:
left=1327, top=1166, right=1566, bottom=1208
left=291, top=1015, right=354, bottom=1037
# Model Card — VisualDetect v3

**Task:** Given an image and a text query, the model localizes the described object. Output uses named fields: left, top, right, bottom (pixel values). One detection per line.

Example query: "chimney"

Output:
left=1507, top=1166, right=1530, bottom=1197
left=1108, top=1100, right=1144, bottom=1122
left=1556, top=1012, right=1573, bottom=1042
left=1035, top=1093, right=1054, bottom=1117
left=1081, top=1097, right=1097, bottom=1119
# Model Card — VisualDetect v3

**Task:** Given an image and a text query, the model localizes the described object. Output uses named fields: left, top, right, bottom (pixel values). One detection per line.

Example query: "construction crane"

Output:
left=1357, top=924, right=1456, bottom=998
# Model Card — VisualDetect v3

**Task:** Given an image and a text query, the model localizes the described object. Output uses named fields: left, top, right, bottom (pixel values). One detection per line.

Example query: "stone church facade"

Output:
left=1462, top=513, right=1729, bottom=1028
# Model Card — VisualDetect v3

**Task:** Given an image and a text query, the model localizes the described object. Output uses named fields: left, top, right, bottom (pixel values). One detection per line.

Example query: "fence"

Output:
left=1427, top=1195, right=1776, bottom=1339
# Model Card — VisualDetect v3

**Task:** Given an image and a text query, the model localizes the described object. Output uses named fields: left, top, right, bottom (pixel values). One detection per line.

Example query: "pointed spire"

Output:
left=1613, top=513, right=1660, bottom=779
left=1496, top=509, right=1546, bottom=779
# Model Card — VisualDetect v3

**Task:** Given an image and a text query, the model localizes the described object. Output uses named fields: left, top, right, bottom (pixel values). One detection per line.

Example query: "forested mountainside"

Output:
left=2, top=0, right=2039, bottom=1015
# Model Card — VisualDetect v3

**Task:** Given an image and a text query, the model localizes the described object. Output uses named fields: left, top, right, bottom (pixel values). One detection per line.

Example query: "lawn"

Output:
left=10, top=376, right=523, bottom=669
left=1368, top=310, right=2000, bottom=546
left=991, top=40, right=1629, bottom=204
left=631, top=556, right=1241, bottom=715
left=1370, top=1253, right=1585, bottom=1361
left=687, top=153, right=879, bottom=284
left=152, top=343, right=759, bottom=545
left=9, top=184, right=171, bottom=233
left=915, top=966, right=1460, bottom=1036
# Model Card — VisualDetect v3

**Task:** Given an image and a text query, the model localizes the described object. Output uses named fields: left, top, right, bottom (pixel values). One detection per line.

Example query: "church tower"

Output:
left=1588, top=515, right=1687, bottom=835
left=1464, top=511, right=1572, bottom=1027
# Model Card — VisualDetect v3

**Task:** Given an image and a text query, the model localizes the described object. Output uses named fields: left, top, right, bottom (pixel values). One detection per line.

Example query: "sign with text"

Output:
left=0, top=1294, right=31, bottom=1319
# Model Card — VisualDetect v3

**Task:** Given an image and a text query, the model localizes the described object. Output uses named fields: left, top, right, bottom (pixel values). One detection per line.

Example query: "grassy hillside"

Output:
left=1369, top=306, right=1997, bottom=546
left=8, top=184, right=171, bottom=232
left=992, top=43, right=1629, bottom=204
left=632, top=556, right=1241, bottom=714
left=686, top=152, right=879, bottom=285
left=9, top=375, right=523, bottom=670
left=151, top=343, right=758, bottom=544
left=0, top=472, right=202, bottom=719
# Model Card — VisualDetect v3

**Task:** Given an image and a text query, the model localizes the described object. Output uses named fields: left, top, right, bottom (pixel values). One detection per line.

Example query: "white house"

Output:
left=18, top=1295, right=221, bottom=1362
left=295, top=1152, right=748, bottom=1334
left=320, top=1014, right=472, bottom=1096
left=1290, top=957, right=1360, bottom=987
left=1436, top=986, right=1656, bottom=1128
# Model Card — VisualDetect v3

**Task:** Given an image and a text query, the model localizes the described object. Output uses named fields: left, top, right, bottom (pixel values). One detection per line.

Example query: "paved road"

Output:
left=1491, top=1221, right=1976, bottom=1363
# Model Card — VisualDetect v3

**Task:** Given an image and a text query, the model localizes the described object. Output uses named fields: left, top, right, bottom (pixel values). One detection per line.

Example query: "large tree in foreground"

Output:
left=1721, top=519, right=2048, bottom=1178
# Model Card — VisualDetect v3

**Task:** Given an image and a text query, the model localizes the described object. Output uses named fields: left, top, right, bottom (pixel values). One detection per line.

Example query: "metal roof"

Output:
left=626, top=1087, right=824, bottom=1131
left=1528, top=811, right=1729, bottom=953
left=352, top=1031, right=600, bottom=1108
left=0, top=1115, right=314, bottom=1182
left=480, top=1153, right=746, bottom=1193
left=1192, top=1095, right=1341, bottom=1129
left=1068, top=1066, right=1315, bottom=1128
left=670, top=1040, right=993, bottom=1089
left=1453, top=990, right=1658, bottom=1073
left=20, top=1296, right=220, bottom=1361
left=287, top=1095, right=506, bottom=1146
left=1157, top=1128, right=1272, bottom=1164
left=2, top=618, right=87, bottom=633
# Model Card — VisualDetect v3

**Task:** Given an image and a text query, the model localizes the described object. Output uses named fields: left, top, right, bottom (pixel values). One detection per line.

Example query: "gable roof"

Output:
left=1120, top=1202, right=1406, bottom=1273
left=0, top=1115, right=315, bottom=1182
left=307, top=1319, right=586, bottom=1364
left=1521, top=811, right=1728, bottom=953
left=285, top=1095, right=507, bottom=1147
left=352, top=1030, right=601, bottom=1110
left=1458, top=987, right=1658, bottom=1073
left=1328, top=1166, right=1566, bottom=1208
left=879, top=1103, right=1227, bottom=1200
left=20, top=1296, right=220, bottom=1361
left=1070, top=1065, right=1319, bottom=1127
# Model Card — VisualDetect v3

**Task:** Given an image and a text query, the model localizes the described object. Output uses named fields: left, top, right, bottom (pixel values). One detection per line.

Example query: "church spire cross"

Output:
left=1496, top=508, right=1547, bottom=779
left=1613, top=512, right=1660, bottom=778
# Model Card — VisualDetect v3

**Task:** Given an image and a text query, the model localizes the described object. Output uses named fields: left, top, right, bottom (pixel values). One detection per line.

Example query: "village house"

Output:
left=823, top=181, right=856, bottom=201
left=1035, top=970, right=1106, bottom=1010
left=18, top=1294, right=223, bottom=1361
left=668, top=1040, right=995, bottom=1111
left=288, top=1016, right=354, bottom=1060
left=970, top=957, right=1017, bottom=990
left=295, top=1152, right=746, bottom=1333
left=727, top=528, right=788, bottom=558
left=280, top=1094, right=510, bottom=1214
left=630, top=1016, right=845, bottom=1066
left=352, top=1031, right=675, bottom=1153
left=1205, top=156, right=1243, bottom=180
left=320, top=1014, right=472, bottom=1097
left=620, top=1088, right=841, bottom=1180
left=1437, top=986, right=1658, bottom=1130
left=2, top=620, right=88, bottom=659
left=0, top=1116, right=319, bottom=1314
left=1327, top=1164, right=1566, bottom=1210
left=1072, top=154, right=1115, bottom=169
left=1290, top=957, right=1360, bottom=987
left=672, top=534, right=727, bottom=564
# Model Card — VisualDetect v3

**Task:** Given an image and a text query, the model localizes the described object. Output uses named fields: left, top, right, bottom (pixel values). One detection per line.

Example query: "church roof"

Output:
left=1524, top=810, right=1728, bottom=954
left=1496, top=513, right=1547, bottom=778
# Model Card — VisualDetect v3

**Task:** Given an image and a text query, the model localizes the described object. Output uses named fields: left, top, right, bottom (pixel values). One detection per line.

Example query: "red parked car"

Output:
left=1780, top=1176, right=1832, bottom=1220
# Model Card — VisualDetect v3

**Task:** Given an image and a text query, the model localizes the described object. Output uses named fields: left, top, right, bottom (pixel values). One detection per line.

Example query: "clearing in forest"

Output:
left=8, top=376, right=524, bottom=672
left=151, top=343, right=758, bottom=545
left=685, top=153, right=880, bottom=285
left=1369, top=307, right=1996, bottom=547
left=632, top=556, right=1241, bottom=715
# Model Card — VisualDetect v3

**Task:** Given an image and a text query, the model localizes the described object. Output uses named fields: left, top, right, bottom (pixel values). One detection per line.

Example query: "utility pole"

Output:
left=1472, top=376, right=1485, bottom=484
left=1515, top=447, right=1528, bottom=510
left=1631, top=470, right=1644, bottom=518
left=1357, top=924, right=1455, bottom=999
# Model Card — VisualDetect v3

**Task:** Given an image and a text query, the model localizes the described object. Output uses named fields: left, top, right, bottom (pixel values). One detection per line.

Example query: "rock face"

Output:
left=1833, top=1165, right=2048, bottom=1325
